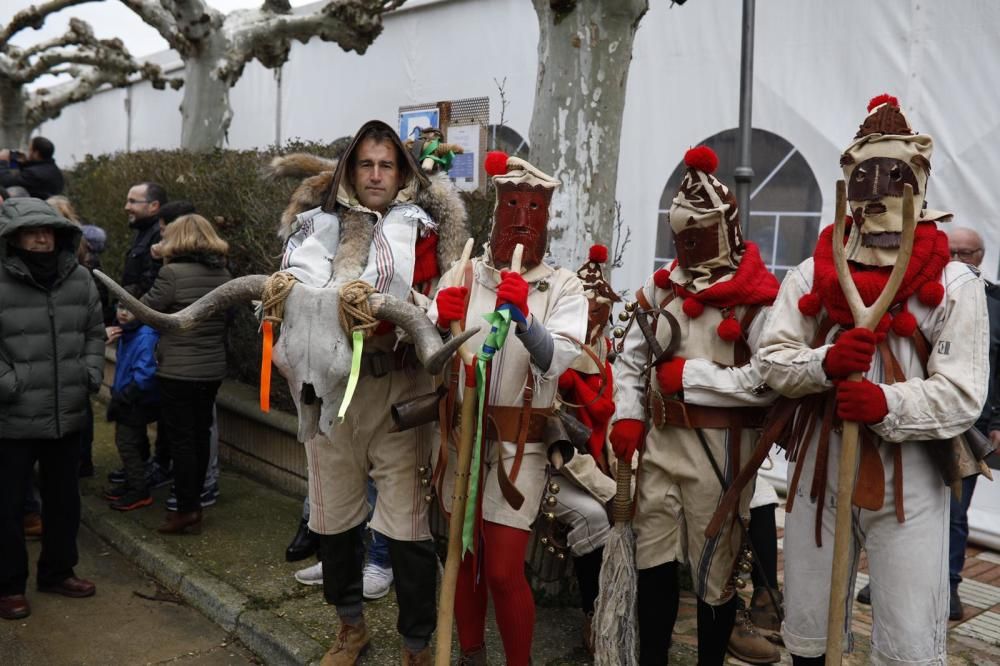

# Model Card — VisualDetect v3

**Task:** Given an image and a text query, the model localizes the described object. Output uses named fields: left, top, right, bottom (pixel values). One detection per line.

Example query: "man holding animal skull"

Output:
left=756, top=95, right=988, bottom=665
left=275, top=120, right=469, bottom=666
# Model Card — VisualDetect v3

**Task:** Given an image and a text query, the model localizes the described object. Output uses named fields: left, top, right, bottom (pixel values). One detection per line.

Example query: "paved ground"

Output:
left=2, top=525, right=256, bottom=666
left=49, top=411, right=1000, bottom=664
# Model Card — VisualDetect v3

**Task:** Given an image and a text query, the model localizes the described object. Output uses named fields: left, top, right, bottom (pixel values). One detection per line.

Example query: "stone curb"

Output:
left=80, top=494, right=327, bottom=665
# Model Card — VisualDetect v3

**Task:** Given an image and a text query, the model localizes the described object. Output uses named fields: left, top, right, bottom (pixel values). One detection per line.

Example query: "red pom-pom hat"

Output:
left=867, top=94, right=899, bottom=112
left=589, top=244, right=609, bottom=263
left=484, top=151, right=509, bottom=177
left=684, top=146, right=719, bottom=174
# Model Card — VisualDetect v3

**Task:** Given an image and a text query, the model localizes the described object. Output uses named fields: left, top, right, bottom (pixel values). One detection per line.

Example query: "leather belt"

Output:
left=649, top=391, right=765, bottom=430
left=456, top=405, right=553, bottom=443
left=359, top=348, right=419, bottom=378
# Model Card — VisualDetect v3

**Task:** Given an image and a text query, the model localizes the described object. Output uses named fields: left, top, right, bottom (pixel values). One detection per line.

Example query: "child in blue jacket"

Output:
left=105, top=301, right=159, bottom=511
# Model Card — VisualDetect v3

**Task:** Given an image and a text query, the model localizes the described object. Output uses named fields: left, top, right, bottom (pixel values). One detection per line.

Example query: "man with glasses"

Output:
left=121, top=182, right=167, bottom=300
left=945, top=226, right=1000, bottom=621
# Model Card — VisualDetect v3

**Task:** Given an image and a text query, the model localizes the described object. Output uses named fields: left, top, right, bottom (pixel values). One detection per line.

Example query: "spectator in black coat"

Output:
left=0, top=137, right=65, bottom=200
left=122, top=181, right=167, bottom=297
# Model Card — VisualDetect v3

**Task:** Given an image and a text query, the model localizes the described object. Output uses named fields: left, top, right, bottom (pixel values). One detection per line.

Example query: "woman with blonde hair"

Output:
left=141, top=214, right=231, bottom=534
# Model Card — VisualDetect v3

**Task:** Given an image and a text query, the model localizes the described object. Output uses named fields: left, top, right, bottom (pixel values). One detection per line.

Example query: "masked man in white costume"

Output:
left=757, top=95, right=988, bottom=665
left=428, top=151, right=587, bottom=666
left=611, top=146, right=780, bottom=665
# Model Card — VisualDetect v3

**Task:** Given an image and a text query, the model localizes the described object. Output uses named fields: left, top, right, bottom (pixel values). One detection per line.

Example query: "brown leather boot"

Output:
left=749, top=586, right=783, bottom=637
left=727, top=608, right=780, bottom=664
left=0, top=594, right=30, bottom=620
left=320, top=618, right=371, bottom=665
left=401, top=644, right=432, bottom=665
left=457, top=645, right=487, bottom=665
left=157, top=510, right=202, bottom=535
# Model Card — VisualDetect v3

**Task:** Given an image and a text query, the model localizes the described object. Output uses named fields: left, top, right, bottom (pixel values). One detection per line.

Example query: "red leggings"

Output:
left=455, top=521, right=535, bottom=665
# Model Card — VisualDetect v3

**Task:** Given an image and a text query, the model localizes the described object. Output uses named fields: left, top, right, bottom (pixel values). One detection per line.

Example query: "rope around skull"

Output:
left=338, top=279, right=380, bottom=338
left=261, top=271, right=297, bottom=324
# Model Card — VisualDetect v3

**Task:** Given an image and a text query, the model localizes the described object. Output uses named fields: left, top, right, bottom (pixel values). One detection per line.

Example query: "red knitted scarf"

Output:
left=672, top=242, right=780, bottom=307
left=809, top=222, right=949, bottom=327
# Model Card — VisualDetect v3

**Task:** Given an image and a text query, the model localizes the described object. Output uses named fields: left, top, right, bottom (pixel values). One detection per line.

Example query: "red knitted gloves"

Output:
left=824, top=327, right=877, bottom=379
left=835, top=379, right=888, bottom=424
left=496, top=270, right=530, bottom=322
left=435, top=286, right=468, bottom=328
left=610, top=419, right=645, bottom=463
left=655, top=357, right=686, bottom=395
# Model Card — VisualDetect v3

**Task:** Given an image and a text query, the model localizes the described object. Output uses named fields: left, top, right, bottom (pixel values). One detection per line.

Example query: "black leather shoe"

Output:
left=285, top=518, right=319, bottom=562
left=950, top=587, right=964, bottom=621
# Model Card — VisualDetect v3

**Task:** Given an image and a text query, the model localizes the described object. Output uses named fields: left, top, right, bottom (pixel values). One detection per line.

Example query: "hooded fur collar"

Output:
left=266, top=152, right=470, bottom=277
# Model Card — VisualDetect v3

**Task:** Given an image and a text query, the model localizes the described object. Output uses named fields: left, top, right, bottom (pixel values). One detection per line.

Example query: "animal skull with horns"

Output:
left=95, top=271, right=478, bottom=442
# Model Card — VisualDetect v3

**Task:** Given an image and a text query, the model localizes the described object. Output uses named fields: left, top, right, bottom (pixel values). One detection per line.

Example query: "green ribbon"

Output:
left=419, top=138, right=455, bottom=172
left=336, top=330, right=364, bottom=423
left=461, top=307, right=514, bottom=556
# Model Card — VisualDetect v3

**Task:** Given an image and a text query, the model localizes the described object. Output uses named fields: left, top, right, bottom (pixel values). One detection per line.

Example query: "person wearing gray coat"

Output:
left=0, top=199, right=105, bottom=621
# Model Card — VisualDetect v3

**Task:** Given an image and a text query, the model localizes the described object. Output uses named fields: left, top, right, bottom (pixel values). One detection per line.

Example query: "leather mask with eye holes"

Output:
left=490, top=185, right=553, bottom=269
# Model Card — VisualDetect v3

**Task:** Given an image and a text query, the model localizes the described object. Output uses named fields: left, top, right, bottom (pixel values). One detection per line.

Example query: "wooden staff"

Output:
left=825, top=182, right=916, bottom=663
left=435, top=242, right=523, bottom=666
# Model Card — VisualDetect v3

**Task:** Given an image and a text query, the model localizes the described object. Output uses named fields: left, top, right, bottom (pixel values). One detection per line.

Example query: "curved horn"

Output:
left=369, top=292, right=480, bottom=374
left=93, top=270, right=268, bottom=331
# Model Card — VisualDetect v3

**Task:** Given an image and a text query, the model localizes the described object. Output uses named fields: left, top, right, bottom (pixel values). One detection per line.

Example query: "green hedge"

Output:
left=65, top=141, right=493, bottom=411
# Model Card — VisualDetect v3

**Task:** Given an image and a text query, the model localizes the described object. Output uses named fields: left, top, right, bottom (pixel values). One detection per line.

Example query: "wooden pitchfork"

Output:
left=824, top=181, right=916, bottom=663
left=435, top=242, right=523, bottom=666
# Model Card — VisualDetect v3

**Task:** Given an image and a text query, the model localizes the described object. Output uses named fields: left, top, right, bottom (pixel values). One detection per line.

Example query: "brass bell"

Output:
left=537, top=280, right=549, bottom=292
left=421, top=478, right=430, bottom=487
left=743, top=550, right=754, bottom=562
left=548, top=482, right=560, bottom=494
left=739, top=560, right=753, bottom=574
left=424, top=494, right=433, bottom=503
left=540, top=537, right=549, bottom=545
left=545, top=512, right=556, bottom=521
left=545, top=495, right=557, bottom=507
left=547, top=546, right=556, bottom=554
left=556, top=553, right=566, bottom=561
left=418, top=466, right=427, bottom=474
left=733, top=577, right=747, bottom=590
left=618, top=311, right=630, bottom=322
left=624, top=300, right=637, bottom=312
left=612, top=326, right=626, bottom=339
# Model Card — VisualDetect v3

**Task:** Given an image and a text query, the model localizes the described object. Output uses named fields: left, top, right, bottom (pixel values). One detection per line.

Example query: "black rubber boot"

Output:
left=319, top=524, right=365, bottom=608
left=696, top=596, right=738, bottom=665
left=638, top=561, right=680, bottom=666
left=387, top=537, right=438, bottom=643
left=573, top=547, right=604, bottom=615
left=285, top=518, right=320, bottom=562
left=792, top=655, right=826, bottom=666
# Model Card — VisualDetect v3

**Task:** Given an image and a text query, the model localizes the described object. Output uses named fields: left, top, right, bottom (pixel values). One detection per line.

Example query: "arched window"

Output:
left=655, top=129, right=822, bottom=280
left=487, top=125, right=529, bottom=159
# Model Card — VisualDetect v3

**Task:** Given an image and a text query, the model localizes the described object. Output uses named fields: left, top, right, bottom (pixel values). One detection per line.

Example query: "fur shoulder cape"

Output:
left=265, top=152, right=470, bottom=275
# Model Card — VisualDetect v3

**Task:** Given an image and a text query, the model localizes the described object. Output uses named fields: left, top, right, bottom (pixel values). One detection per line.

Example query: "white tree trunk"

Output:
left=528, top=0, right=648, bottom=269
left=179, top=41, right=234, bottom=151
left=0, top=80, right=30, bottom=148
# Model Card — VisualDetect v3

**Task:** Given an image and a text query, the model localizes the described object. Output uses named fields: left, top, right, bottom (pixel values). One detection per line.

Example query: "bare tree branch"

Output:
left=0, top=0, right=101, bottom=46
left=216, top=0, right=405, bottom=84
left=26, top=61, right=181, bottom=126
left=117, top=0, right=192, bottom=54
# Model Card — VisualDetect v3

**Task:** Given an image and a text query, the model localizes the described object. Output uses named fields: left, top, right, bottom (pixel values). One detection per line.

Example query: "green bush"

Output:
left=65, top=141, right=494, bottom=411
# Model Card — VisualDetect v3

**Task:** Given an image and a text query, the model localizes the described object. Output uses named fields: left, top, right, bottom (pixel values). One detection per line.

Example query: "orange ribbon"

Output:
left=260, top=321, right=273, bottom=412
